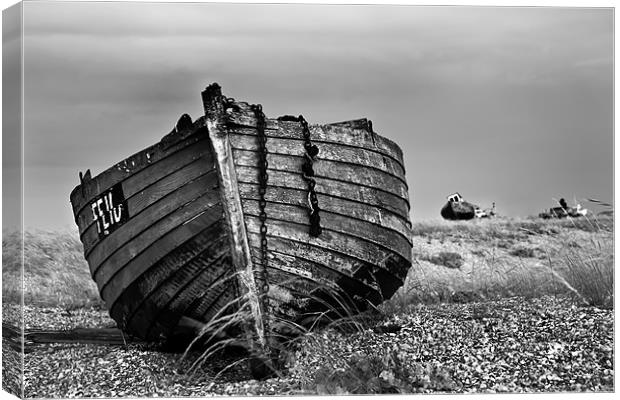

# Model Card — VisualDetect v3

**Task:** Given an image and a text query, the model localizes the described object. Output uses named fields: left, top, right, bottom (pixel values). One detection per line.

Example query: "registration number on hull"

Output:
left=90, top=183, right=129, bottom=237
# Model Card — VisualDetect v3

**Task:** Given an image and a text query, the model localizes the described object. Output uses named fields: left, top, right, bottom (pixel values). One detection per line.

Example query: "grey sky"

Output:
left=7, top=1, right=614, bottom=230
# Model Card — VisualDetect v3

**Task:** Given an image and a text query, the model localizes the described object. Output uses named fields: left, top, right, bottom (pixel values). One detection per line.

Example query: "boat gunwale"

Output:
left=227, top=128, right=407, bottom=179
left=71, top=131, right=211, bottom=222
left=226, top=119, right=407, bottom=173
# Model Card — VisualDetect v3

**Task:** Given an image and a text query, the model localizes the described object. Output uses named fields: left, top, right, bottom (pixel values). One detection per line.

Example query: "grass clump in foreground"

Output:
left=308, top=350, right=460, bottom=394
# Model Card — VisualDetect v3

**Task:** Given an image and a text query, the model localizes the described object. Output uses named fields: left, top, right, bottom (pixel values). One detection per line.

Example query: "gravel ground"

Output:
left=2, top=296, right=614, bottom=397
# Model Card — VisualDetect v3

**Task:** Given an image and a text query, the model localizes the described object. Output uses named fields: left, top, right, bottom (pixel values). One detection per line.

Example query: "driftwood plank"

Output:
left=241, top=199, right=411, bottom=262
left=236, top=166, right=410, bottom=219
left=228, top=130, right=406, bottom=178
left=232, top=149, right=409, bottom=200
left=25, top=328, right=141, bottom=345
left=99, top=203, right=224, bottom=306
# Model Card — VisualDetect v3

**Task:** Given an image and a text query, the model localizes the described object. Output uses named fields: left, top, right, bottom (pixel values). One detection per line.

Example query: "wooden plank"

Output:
left=71, top=133, right=210, bottom=216
left=182, top=280, right=239, bottom=329
left=249, top=236, right=408, bottom=304
left=98, top=203, right=224, bottom=305
left=82, top=170, right=218, bottom=263
left=250, top=251, right=382, bottom=304
left=245, top=224, right=407, bottom=284
left=259, top=263, right=384, bottom=319
left=73, top=138, right=214, bottom=229
left=135, top=251, right=231, bottom=340
left=228, top=130, right=406, bottom=179
left=225, top=110, right=405, bottom=168
left=77, top=156, right=215, bottom=238
left=236, top=166, right=410, bottom=219
left=89, top=188, right=221, bottom=281
left=232, top=149, right=409, bottom=200
left=241, top=199, right=412, bottom=262
left=23, top=327, right=143, bottom=345
left=167, top=255, right=234, bottom=319
left=237, top=183, right=411, bottom=244
left=109, top=221, right=227, bottom=332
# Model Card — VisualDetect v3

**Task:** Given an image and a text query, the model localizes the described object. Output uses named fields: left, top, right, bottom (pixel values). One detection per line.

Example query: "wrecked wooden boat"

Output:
left=440, top=192, right=476, bottom=220
left=69, top=83, right=413, bottom=347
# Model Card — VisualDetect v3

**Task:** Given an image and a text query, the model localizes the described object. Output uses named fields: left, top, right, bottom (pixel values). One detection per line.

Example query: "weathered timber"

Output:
left=241, top=199, right=411, bottom=261
left=237, top=183, right=411, bottom=242
left=69, top=83, right=413, bottom=355
left=84, top=171, right=219, bottom=267
left=236, top=166, right=410, bottom=219
left=14, top=326, right=143, bottom=346
left=225, top=114, right=404, bottom=168
left=246, top=234, right=407, bottom=305
left=228, top=129, right=406, bottom=178
left=127, top=248, right=230, bottom=340
left=202, top=84, right=269, bottom=354
left=245, top=220, right=408, bottom=281
left=71, top=132, right=209, bottom=216
left=109, top=222, right=230, bottom=334
left=80, top=161, right=217, bottom=252
left=232, top=149, right=409, bottom=199
left=100, top=206, right=223, bottom=306
left=136, top=252, right=231, bottom=340
left=93, top=193, right=221, bottom=286
left=253, top=251, right=382, bottom=302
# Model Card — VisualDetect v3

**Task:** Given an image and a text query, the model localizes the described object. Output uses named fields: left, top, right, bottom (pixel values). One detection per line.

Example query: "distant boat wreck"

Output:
left=440, top=192, right=495, bottom=220
left=539, top=198, right=588, bottom=219
left=69, top=83, right=413, bottom=354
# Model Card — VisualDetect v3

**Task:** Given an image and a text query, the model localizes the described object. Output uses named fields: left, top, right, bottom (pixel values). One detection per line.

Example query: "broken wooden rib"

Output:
left=69, top=83, right=413, bottom=348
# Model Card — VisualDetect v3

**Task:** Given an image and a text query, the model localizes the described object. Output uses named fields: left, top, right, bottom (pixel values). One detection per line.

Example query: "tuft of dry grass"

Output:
left=2, top=229, right=101, bottom=308
left=395, top=214, right=613, bottom=309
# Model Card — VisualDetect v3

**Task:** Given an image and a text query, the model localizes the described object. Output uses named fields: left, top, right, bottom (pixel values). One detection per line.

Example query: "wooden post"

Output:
left=201, top=84, right=270, bottom=365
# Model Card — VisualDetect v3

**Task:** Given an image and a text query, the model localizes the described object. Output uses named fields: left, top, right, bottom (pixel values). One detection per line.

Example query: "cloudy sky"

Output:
left=3, top=1, right=613, bottom=230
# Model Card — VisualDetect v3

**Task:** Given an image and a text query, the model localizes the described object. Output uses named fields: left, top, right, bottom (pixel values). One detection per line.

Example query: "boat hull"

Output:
left=441, top=201, right=476, bottom=220
left=70, top=84, right=413, bottom=343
